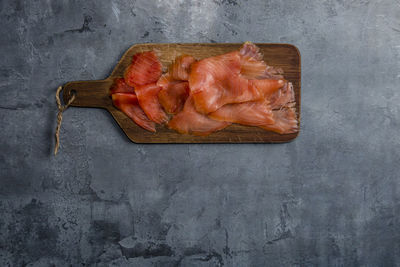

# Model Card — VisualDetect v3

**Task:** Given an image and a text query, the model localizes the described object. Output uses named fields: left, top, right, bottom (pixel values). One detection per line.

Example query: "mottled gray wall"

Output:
left=1, top=0, right=400, bottom=266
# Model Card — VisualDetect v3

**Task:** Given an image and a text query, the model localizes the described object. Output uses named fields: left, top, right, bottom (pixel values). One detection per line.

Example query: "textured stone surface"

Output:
left=1, top=0, right=400, bottom=266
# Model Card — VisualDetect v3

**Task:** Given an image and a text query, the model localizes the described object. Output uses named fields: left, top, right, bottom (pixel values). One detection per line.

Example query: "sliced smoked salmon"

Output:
left=168, top=95, right=231, bottom=136
left=240, top=42, right=284, bottom=79
left=124, top=51, right=162, bottom=87
left=169, top=55, right=196, bottom=81
left=113, top=44, right=298, bottom=136
left=109, top=78, right=135, bottom=95
left=209, top=99, right=274, bottom=127
left=157, top=61, right=192, bottom=114
left=251, top=79, right=285, bottom=97
left=158, top=81, right=190, bottom=114
left=134, top=83, right=168, bottom=124
left=156, top=73, right=176, bottom=89
left=189, top=51, right=262, bottom=114
left=268, top=82, right=295, bottom=109
left=112, top=93, right=156, bottom=132
left=240, top=42, right=268, bottom=79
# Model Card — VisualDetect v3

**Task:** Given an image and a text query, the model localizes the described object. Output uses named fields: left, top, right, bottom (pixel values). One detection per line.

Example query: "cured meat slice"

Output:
left=156, top=73, right=177, bottom=89
left=189, top=51, right=262, bottom=114
left=109, top=78, right=135, bottom=95
left=158, top=81, right=190, bottom=114
left=156, top=55, right=195, bottom=114
left=251, top=79, right=285, bottom=97
left=112, top=93, right=156, bottom=132
left=209, top=97, right=298, bottom=134
left=260, top=107, right=298, bottom=134
left=239, top=42, right=268, bottom=79
left=157, top=55, right=194, bottom=114
left=192, top=75, right=262, bottom=114
left=135, top=83, right=168, bottom=124
left=168, top=95, right=231, bottom=136
left=169, top=55, right=196, bottom=81
left=124, top=51, right=162, bottom=87
left=209, top=99, right=274, bottom=126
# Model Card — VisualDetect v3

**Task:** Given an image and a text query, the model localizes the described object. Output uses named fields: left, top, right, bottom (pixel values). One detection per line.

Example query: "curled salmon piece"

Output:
left=260, top=107, right=298, bottom=134
left=112, top=93, right=156, bottom=132
left=169, top=55, right=197, bottom=81
left=109, top=78, right=135, bottom=95
left=189, top=51, right=262, bottom=114
left=158, top=78, right=190, bottom=114
left=209, top=99, right=274, bottom=126
left=124, top=51, right=162, bottom=87
left=156, top=54, right=195, bottom=114
left=168, top=95, right=231, bottom=136
left=135, top=83, right=168, bottom=124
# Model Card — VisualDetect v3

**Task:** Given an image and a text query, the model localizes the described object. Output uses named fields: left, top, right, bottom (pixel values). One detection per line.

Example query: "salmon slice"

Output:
left=260, top=107, right=298, bottom=134
left=158, top=80, right=190, bottom=114
left=124, top=51, right=162, bottom=87
left=156, top=54, right=195, bottom=114
left=168, top=95, right=231, bottom=136
left=209, top=98, right=298, bottom=134
left=240, top=42, right=284, bottom=79
left=156, top=73, right=176, bottom=89
left=109, top=78, right=135, bottom=95
left=135, top=83, right=168, bottom=124
left=209, top=99, right=274, bottom=126
left=112, top=93, right=156, bottom=132
left=189, top=51, right=262, bottom=114
left=268, top=82, right=295, bottom=109
left=251, top=79, right=285, bottom=97
left=169, top=55, right=197, bottom=81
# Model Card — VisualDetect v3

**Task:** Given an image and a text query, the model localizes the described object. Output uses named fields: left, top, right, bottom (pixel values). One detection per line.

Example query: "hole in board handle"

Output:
left=65, top=89, right=77, bottom=104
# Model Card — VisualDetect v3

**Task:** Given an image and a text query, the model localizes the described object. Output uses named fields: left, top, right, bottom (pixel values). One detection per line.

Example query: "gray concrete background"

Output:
left=1, top=0, right=399, bottom=266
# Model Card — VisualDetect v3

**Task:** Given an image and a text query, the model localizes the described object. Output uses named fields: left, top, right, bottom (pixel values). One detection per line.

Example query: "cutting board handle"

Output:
left=62, top=79, right=113, bottom=108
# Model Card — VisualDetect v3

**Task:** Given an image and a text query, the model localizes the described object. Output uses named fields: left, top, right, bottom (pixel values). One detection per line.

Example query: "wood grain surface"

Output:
left=63, top=43, right=301, bottom=143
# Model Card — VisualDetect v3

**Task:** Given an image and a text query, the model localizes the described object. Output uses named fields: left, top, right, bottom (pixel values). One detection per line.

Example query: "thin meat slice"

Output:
left=156, top=73, right=185, bottom=93
left=124, top=51, right=162, bottom=87
left=112, top=93, right=156, bottom=132
left=158, top=81, right=190, bottom=114
left=193, top=75, right=261, bottom=114
left=156, top=73, right=177, bottom=89
left=251, top=79, right=285, bottom=97
left=189, top=51, right=262, bottom=114
left=156, top=55, right=195, bottom=114
left=260, top=107, right=298, bottom=134
left=268, top=82, right=295, bottom=109
left=240, top=42, right=267, bottom=79
left=209, top=98, right=298, bottom=134
left=135, top=83, right=168, bottom=124
left=240, top=42, right=284, bottom=79
left=209, top=99, right=274, bottom=126
left=169, top=55, right=197, bottom=81
left=110, top=78, right=135, bottom=95
left=168, top=95, right=231, bottom=136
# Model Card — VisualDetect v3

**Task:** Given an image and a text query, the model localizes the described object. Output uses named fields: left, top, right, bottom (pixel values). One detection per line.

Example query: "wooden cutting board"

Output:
left=62, top=43, right=301, bottom=143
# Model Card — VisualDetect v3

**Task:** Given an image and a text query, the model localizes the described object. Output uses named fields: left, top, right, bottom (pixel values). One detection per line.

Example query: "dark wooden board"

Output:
left=63, top=43, right=301, bottom=143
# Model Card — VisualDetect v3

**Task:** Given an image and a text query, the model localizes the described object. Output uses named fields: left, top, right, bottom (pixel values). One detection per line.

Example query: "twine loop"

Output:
left=54, top=86, right=75, bottom=155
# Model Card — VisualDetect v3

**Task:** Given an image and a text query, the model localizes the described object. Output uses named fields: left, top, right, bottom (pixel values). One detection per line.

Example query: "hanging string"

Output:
left=54, top=86, right=75, bottom=155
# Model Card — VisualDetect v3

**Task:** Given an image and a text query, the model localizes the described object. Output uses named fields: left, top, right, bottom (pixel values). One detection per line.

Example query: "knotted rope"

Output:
left=54, top=86, right=75, bottom=155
